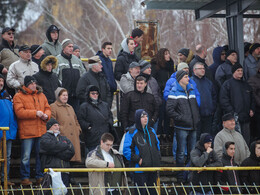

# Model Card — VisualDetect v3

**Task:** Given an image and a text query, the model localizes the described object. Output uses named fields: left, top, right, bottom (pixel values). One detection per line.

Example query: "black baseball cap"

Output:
left=19, top=45, right=31, bottom=52
left=2, top=27, right=15, bottom=34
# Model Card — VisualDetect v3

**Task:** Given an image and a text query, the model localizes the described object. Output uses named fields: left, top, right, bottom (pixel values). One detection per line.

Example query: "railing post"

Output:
left=0, top=127, right=9, bottom=195
left=156, top=170, right=161, bottom=195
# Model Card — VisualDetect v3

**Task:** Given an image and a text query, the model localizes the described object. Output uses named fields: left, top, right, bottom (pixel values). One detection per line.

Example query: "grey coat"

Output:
left=243, top=54, right=259, bottom=80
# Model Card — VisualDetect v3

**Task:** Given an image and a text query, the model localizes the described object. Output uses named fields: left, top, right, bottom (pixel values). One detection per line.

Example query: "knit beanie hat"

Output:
left=249, top=43, right=260, bottom=54
left=139, top=60, right=151, bottom=72
left=231, top=63, right=243, bottom=74
left=178, top=48, right=189, bottom=57
left=30, top=45, right=42, bottom=56
left=73, top=44, right=80, bottom=51
left=244, top=42, right=251, bottom=54
left=46, top=118, right=59, bottom=130
left=61, top=39, right=73, bottom=49
left=203, top=134, right=213, bottom=144
left=129, top=61, right=141, bottom=70
left=177, top=62, right=189, bottom=71
left=24, top=76, right=36, bottom=87
left=226, top=50, right=237, bottom=58
left=176, top=70, right=188, bottom=82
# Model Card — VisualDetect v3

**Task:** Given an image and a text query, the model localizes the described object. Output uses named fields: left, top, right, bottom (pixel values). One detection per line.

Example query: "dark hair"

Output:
left=131, top=28, right=144, bottom=38
left=256, top=140, right=260, bottom=146
left=126, top=38, right=134, bottom=45
left=101, top=133, right=114, bottom=143
left=58, top=88, right=68, bottom=97
left=136, top=75, right=147, bottom=82
left=225, top=141, right=235, bottom=150
left=153, top=48, right=170, bottom=70
left=101, top=42, right=112, bottom=49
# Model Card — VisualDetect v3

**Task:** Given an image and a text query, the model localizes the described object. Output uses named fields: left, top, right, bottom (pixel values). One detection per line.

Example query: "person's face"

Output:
left=89, top=91, right=99, bottom=100
left=2, top=30, right=15, bottom=43
left=73, top=49, right=80, bottom=58
left=227, top=52, right=237, bottom=64
left=233, top=68, right=243, bottom=79
left=223, top=118, right=236, bottom=130
left=27, top=82, right=37, bottom=91
left=129, top=66, right=140, bottom=78
left=102, top=45, right=112, bottom=57
left=143, top=67, right=151, bottom=75
left=100, top=140, right=113, bottom=153
left=135, top=35, right=143, bottom=44
left=194, top=65, right=205, bottom=78
left=226, top=144, right=235, bottom=158
left=49, top=123, right=60, bottom=133
left=136, top=80, right=147, bottom=92
left=63, top=43, right=73, bottom=55
left=179, top=75, right=189, bottom=86
left=183, top=67, right=189, bottom=74
left=92, top=62, right=103, bottom=72
left=220, top=51, right=226, bottom=61
left=19, top=50, right=31, bottom=60
left=128, top=40, right=135, bottom=53
left=34, top=48, right=45, bottom=58
left=177, top=53, right=187, bottom=62
left=46, top=63, right=53, bottom=72
left=50, top=31, right=58, bottom=41
left=140, top=114, right=148, bottom=127
left=204, top=142, right=212, bottom=150
left=164, top=51, right=170, bottom=61
left=253, top=47, right=260, bottom=58
left=255, top=144, right=260, bottom=157
left=59, top=91, right=68, bottom=104
left=0, top=78, right=4, bottom=91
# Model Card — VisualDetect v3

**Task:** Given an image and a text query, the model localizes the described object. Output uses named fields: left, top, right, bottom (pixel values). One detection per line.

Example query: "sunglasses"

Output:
left=90, top=92, right=99, bottom=95
left=7, top=32, right=15, bottom=36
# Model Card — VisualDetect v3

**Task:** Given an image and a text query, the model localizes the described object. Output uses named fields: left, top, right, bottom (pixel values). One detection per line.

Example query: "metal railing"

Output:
left=0, top=127, right=9, bottom=195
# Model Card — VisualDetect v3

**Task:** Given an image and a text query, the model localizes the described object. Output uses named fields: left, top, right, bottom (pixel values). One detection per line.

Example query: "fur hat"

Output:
left=40, top=56, right=58, bottom=71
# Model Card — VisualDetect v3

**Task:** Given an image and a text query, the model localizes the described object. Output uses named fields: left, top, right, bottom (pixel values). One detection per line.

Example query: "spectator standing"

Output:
left=0, top=74, right=17, bottom=185
left=86, top=133, right=127, bottom=195
left=191, top=62, right=217, bottom=137
left=166, top=70, right=200, bottom=182
left=78, top=85, right=115, bottom=156
left=7, top=45, right=39, bottom=90
left=76, top=55, right=112, bottom=107
left=123, top=109, right=160, bottom=195
left=13, top=76, right=51, bottom=185
left=220, top=63, right=255, bottom=145
left=73, top=44, right=86, bottom=70
left=31, top=45, right=46, bottom=68
left=244, top=43, right=260, bottom=80
left=41, top=24, right=62, bottom=56
left=177, top=48, right=194, bottom=65
left=214, top=113, right=250, bottom=165
left=209, top=46, right=225, bottom=78
left=33, top=55, right=60, bottom=104
left=40, top=118, right=75, bottom=187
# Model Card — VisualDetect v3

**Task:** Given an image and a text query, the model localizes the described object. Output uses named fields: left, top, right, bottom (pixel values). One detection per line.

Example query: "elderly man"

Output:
left=76, top=55, right=112, bottom=107
left=54, top=39, right=86, bottom=112
left=214, top=113, right=250, bottom=165
left=7, top=45, right=39, bottom=90
left=13, top=75, right=51, bottom=185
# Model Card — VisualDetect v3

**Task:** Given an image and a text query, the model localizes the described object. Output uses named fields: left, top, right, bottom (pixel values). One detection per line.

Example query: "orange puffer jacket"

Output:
left=13, top=86, right=51, bottom=139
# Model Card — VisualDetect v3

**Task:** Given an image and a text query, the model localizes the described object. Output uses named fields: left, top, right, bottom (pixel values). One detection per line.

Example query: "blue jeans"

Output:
left=1, top=140, right=12, bottom=181
left=176, top=128, right=196, bottom=180
left=20, top=138, right=43, bottom=180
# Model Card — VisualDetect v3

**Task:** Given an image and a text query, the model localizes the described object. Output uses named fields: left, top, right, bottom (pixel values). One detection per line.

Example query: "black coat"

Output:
left=120, top=87, right=158, bottom=130
left=114, top=51, right=139, bottom=81
left=248, top=72, right=260, bottom=112
left=215, top=59, right=233, bottom=87
left=33, top=70, right=60, bottom=104
left=78, top=93, right=114, bottom=147
left=40, top=131, right=75, bottom=172
left=76, top=69, right=112, bottom=107
left=220, top=77, right=255, bottom=123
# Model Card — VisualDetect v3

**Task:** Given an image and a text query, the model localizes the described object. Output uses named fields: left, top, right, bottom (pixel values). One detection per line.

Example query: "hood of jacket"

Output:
left=40, top=55, right=58, bottom=71
left=249, top=141, right=260, bottom=161
left=213, top=46, right=224, bottom=64
left=120, top=38, right=131, bottom=54
left=0, top=74, right=6, bottom=94
left=46, top=25, right=60, bottom=44
left=85, top=85, right=101, bottom=103
left=195, top=133, right=211, bottom=151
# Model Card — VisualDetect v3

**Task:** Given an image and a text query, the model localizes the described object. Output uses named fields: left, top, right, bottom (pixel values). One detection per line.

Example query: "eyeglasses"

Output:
left=90, top=92, right=99, bottom=95
left=7, top=32, right=15, bottom=36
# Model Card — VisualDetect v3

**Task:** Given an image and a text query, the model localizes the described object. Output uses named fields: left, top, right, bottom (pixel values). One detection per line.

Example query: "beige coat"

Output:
left=50, top=100, right=81, bottom=162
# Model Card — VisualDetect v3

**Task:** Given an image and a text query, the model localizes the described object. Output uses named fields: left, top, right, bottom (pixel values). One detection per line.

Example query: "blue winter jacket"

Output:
left=0, top=90, right=18, bottom=140
left=191, top=75, right=217, bottom=116
left=163, top=72, right=201, bottom=106
left=96, top=51, right=117, bottom=92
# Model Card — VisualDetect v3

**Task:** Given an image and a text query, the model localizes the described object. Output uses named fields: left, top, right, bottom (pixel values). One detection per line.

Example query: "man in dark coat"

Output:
left=220, top=63, right=255, bottom=145
left=76, top=55, right=112, bottom=107
left=240, top=140, right=260, bottom=194
left=123, top=109, right=160, bottom=195
left=190, top=133, right=222, bottom=193
left=191, top=62, right=217, bottom=138
left=244, top=43, right=260, bottom=80
left=78, top=85, right=115, bottom=156
left=33, top=55, right=60, bottom=104
left=120, top=75, right=158, bottom=131
left=114, top=38, right=139, bottom=81
left=209, top=46, right=225, bottom=78
left=40, top=118, right=75, bottom=187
